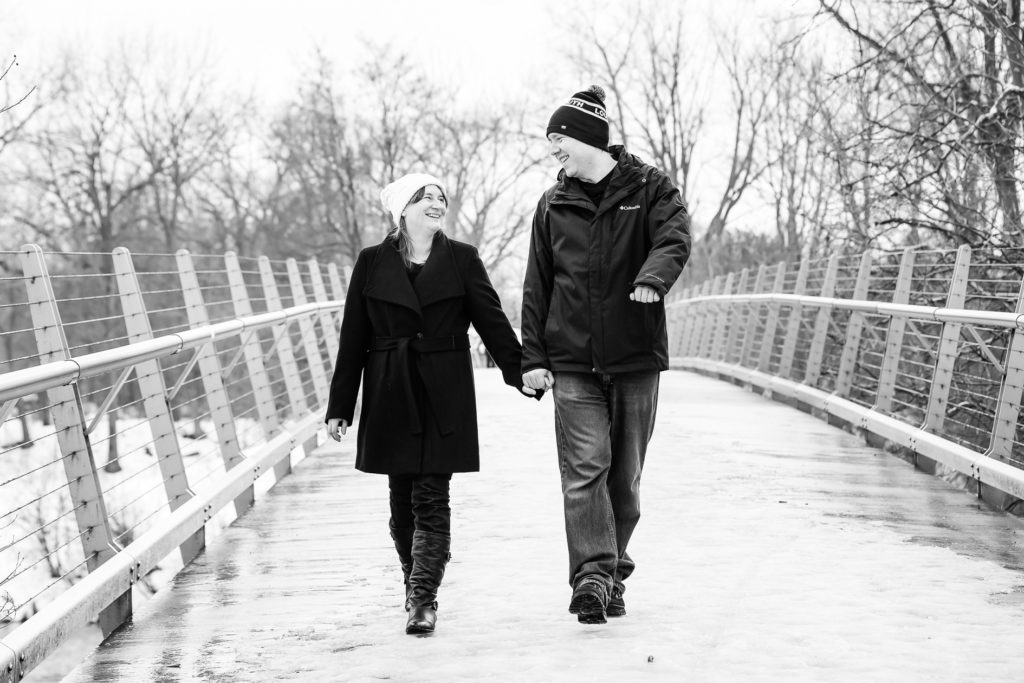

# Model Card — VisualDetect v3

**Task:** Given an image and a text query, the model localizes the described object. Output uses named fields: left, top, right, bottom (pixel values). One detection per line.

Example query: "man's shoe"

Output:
left=606, top=586, right=626, bottom=617
left=568, top=577, right=607, bottom=624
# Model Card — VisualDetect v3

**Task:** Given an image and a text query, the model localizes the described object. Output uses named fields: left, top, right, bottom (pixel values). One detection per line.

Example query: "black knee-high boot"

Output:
left=389, top=522, right=414, bottom=611
left=405, top=531, right=451, bottom=635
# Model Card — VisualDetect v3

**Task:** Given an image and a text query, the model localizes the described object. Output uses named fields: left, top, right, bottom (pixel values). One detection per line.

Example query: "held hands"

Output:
left=630, top=285, right=661, bottom=303
left=523, top=368, right=554, bottom=393
left=326, top=418, right=348, bottom=442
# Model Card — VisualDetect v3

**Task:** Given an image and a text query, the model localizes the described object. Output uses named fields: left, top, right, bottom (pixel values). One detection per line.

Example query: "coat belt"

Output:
left=369, top=334, right=470, bottom=436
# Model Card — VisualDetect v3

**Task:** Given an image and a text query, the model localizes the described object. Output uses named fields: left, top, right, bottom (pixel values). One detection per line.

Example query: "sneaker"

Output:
left=606, top=586, right=626, bottom=617
left=568, top=577, right=607, bottom=624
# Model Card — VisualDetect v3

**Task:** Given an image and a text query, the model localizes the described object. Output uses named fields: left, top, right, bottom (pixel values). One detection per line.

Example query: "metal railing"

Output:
left=0, top=245, right=346, bottom=682
left=667, top=245, right=1024, bottom=508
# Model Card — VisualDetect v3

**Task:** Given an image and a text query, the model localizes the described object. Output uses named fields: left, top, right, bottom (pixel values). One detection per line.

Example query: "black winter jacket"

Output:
left=521, top=147, right=691, bottom=374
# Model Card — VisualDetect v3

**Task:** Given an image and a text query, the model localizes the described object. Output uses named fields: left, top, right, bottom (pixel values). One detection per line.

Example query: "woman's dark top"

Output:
left=407, top=261, right=425, bottom=283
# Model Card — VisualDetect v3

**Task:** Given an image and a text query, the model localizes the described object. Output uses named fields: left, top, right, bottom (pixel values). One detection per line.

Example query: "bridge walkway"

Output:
left=62, top=369, right=1024, bottom=681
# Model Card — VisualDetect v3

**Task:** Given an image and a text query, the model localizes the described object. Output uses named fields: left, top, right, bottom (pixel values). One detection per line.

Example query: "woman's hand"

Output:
left=326, top=418, right=349, bottom=441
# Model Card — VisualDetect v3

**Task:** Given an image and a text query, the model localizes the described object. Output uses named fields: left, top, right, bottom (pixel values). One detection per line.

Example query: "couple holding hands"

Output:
left=325, top=85, right=691, bottom=635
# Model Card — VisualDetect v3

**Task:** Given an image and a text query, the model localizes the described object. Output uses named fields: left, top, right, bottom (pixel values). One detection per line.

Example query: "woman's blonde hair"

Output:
left=388, top=185, right=448, bottom=267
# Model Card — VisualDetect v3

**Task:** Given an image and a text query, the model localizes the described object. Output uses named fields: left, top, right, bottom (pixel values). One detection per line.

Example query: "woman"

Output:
left=325, top=172, right=539, bottom=635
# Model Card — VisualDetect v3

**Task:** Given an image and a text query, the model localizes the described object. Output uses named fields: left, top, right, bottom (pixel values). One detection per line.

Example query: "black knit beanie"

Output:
left=546, top=85, right=609, bottom=150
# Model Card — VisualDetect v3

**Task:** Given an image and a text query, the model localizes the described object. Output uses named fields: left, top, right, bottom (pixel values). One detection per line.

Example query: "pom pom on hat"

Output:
left=380, top=173, right=446, bottom=228
left=546, top=85, right=610, bottom=150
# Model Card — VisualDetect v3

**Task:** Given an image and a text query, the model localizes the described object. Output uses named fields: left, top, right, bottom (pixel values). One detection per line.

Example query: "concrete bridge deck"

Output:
left=61, top=369, right=1024, bottom=682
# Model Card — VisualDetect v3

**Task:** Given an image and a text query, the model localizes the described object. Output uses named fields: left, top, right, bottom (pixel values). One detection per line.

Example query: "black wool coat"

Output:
left=325, top=233, right=533, bottom=475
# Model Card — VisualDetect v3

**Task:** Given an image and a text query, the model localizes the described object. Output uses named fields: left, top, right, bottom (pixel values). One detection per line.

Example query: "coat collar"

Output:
left=550, top=145, right=647, bottom=216
left=363, top=232, right=465, bottom=317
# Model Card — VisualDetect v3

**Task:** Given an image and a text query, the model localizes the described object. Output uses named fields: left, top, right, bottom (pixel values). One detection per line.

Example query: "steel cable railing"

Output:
left=668, top=244, right=1024, bottom=516
left=0, top=245, right=342, bottom=681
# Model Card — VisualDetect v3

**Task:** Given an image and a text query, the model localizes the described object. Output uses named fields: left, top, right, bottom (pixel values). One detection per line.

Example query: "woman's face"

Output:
left=402, top=185, right=447, bottom=235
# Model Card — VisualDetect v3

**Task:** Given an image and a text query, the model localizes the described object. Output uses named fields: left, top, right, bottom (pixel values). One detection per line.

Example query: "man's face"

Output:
left=547, top=133, right=591, bottom=177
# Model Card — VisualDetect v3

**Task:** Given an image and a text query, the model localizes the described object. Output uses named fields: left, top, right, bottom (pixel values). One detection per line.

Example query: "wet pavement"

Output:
left=62, top=369, right=1024, bottom=681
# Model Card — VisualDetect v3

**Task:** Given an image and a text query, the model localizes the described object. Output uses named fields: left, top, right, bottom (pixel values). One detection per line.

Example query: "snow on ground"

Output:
left=59, top=368, right=1024, bottom=682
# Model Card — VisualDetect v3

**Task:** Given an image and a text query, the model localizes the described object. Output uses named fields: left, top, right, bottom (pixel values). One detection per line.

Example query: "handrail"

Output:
left=667, top=245, right=1024, bottom=510
left=675, top=293, right=1024, bottom=329
left=0, top=302, right=334, bottom=403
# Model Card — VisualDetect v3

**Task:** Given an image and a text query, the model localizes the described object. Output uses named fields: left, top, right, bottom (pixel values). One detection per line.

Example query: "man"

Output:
left=521, top=85, right=691, bottom=624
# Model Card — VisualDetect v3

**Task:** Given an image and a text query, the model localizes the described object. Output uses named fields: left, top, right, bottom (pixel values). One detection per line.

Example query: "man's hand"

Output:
left=629, top=285, right=661, bottom=303
left=523, top=368, right=554, bottom=391
left=326, top=418, right=348, bottom=441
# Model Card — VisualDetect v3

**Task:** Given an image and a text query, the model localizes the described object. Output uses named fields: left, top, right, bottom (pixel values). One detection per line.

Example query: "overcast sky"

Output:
left=3, top=0, right=819, bottom=107
left=1, top=0, right=822, bottom=235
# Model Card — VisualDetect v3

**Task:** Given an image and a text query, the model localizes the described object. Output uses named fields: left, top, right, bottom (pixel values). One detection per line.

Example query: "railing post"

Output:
left=679, top=283, right=703, bottom=357
left=19, top=244, right=129, bottom=636
left=804, top=254, right=840, bottom=388
left=835, top=253, right=873, bottom=398
left=327, top=263, right=346, bottom=301
left=712, top=273, right=735, bottom=362
left=738, top=265, right=768, bottom=368
left=258, top=258, right=306, bottom=474
left=225, top=252, right=282, bottom=444
left=112, top=248, right=202, bottom=565
left=875, top=248, right=916, bottom=414
left=689, top=280, right=713, bottom=358
left=778, top=257, right=811, bottom=379
left=756, top=263, right=789, bottom=373
left=723, top=269, right=749, bottom=364
left=987, top=272, right=1024, bottom=461
left=287, top=259, right=331, bottom=407
left=922, top=246, right=971, bottom=433
left=308, top=259, right=340, bottom=362
left=698, top=276, right=724, bottom=359
left=327, top=262, right=346, bottom=341
left=667, top=286, right=688, bottom=357
left=176, top=250, right=252, bottom=515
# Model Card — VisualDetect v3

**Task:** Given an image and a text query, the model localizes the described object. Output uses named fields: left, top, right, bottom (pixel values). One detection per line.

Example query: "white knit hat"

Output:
left=380, top=173, right=446, bottom=228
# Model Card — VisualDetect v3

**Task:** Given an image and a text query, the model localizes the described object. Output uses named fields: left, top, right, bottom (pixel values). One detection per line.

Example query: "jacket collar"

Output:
left=363, top=232, right=464, bottom=317
left=551, top=146, right=647, bottom=216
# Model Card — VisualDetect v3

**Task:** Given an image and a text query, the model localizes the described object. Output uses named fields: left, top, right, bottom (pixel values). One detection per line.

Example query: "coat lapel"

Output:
left=363, top=239, right=422, bottom=316
left=361, top=234, right=466, bottom=318
left=415, top=233, right=465, bottom=308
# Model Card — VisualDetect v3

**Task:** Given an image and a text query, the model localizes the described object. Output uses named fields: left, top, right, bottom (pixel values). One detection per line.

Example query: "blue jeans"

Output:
left=552, top=371, right=659, bottom=596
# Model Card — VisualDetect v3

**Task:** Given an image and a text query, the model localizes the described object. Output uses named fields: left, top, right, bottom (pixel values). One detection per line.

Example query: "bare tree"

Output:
left=757, top=35, right=841, bottom=258
left=17, top=51, right=165, bottom=472
left=567, top=1, right=770, bottom=255
left=427, top=107, right=547, bottom=270
left=815, top=0, right=1024, bottom=247
left=129, top=47, right=231, bottom=251
left=268, top=51, right=374, bottom=263
left=568, top=6, right=705, bottom=202
left=195, top=123, right=285, bottom=256
left=0, top=514, right=17, bottom=623
left=702, top=31, right=772, bottom=243
left=357, top=44, right=437, bottom=191
left=265, top=43, right=544, bottom=272
left=0, top=53, right=40, bottom=162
